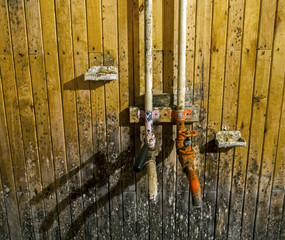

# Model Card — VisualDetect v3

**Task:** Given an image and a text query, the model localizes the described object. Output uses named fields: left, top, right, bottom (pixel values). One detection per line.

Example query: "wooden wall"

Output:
left=0, top=0, right=284, bottom=239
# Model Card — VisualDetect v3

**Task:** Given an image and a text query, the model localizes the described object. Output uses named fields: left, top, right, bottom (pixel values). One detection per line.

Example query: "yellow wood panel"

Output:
left=153, top=0, right=163, bottom=50
left=186, top=0, right=196, bottom=51
left=0, top=60, right=22, bottom=239
left=163, top=0, right=175, bottom=93
left=242, top=49, right=272, bottom=240
left=39, top=0, right=71, bottom=238
left=228, top=0, right=261, bottom=238
left=241, top=0, right=277, bottom=238
left=25, top=0, right=44, bottom=54
left=29, top=55, right=60, bottom=239
left=192, top=0, right=212, bottom=238
left=71, top=0, right=95, bottom=238
left=7, top=0, right=45, bottom=237
left=0, top=0, right=11, bottom=54
left=102, top=0, right=122, bottom=238
left=86, top=0, right=102, bottom=52
left=54, top=0, right=82, bottom=238
left=205, top=0, right=228, bottom=239
left=215, top=0, right=244, bottom=238
left=118, top=1, right=136, bottom=237
left=0, top=1, right=284, bottom=239
left=258, top=0, right=277, bottom=50
left=262, top=2, right=285, bottom=238
left=89, top=52, right=109, bottom=239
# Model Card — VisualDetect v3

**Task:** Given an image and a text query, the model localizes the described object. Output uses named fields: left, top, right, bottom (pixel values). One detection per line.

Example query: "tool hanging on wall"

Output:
left=175, top=0, right=202, bottom=206
left=131, top=0, right=202, bottom=206
left=133, top=0, right=158, bottom=201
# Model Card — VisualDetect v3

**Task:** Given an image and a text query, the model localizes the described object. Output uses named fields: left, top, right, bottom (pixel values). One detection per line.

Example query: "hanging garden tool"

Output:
left=130, top=0, right=202, bottom=206
left=175, top=0, right=202, bottom=206
left=133, top=0, right=158, bottom=201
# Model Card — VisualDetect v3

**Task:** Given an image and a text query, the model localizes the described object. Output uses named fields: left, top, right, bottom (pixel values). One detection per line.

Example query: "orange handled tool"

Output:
left=176, top=110, right=202, bottom=206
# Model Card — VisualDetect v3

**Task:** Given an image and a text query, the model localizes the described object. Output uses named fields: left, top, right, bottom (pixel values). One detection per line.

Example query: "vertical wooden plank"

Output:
left=0, top=0, right=11, bottom=54
left=54, top=0, right=83, bottom=238
left=266, top=4, right=285, bottom=237
left=0, top=56, right=27, bottom=240
left=227, top=0, right=261, bottom=238
left=133, top=0, right=149, bottom=238
left=102, top=0, right=123, bottom=238
left=7, top=0, right=45, bottom=237
left=149, top=2, right=163, bottom=239
left=24, top=1, right=51, bottom=238
left=241, top=49, right=272, bottom=240
left=153, top=0, right=163, bottom=50
left=163, top=0, right=175, bottom=94
left=86, top=0, right=102, bottom=53
left=89, top=52, right=110, bottom=239
left=118, top=0, right=136, bottom=238
left=29, top=55, right=60, bottom=239
left=70, top=0, right=95, bottom=238
left=0, top=65, right=21, bottom=240
left=241, top=0, right=277, bottom=238
left=162, top=1, right=178, bottom=239
left=215, top=51, right=240, bottom=240
left=86, top=0, right=107, bottom=238
left=215, top=0, right=244, bottom=238
left=191, top=0, right=212, bottom=239
left=268, top=78, right=285, bottom=239
left=25, top=0, right=62, bottom=238
left=204, top=0, right=228, bottom=238
left=39, top=0, right=72, bottom=238
left=255, top=1, right=284, bottom=238
left=25, top=0, right=43, bottom=54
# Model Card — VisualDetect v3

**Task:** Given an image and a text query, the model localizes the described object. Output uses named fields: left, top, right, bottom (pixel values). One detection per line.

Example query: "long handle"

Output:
left=177, top=0, right=187, bottom=111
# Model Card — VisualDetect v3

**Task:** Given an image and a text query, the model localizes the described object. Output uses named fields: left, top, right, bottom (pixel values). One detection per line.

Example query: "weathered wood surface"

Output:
left=0, top=0, right=284, bottom=239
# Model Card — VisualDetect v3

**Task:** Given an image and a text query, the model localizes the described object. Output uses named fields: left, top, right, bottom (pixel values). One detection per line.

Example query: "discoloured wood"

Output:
left=25, top=0, right=43, bottom=54
left=228, top=0, right=261, bottom=238
left=71, top=0, right=95, bottom=238
left=215, top=51, right=240, bottom=240
left=30, top=55, right=60, bottom=239
left=55, top=0, right=83, bottom=238
left=255, top=1, right=283, bottom=237
left=241, top=50, right=272, bottom=240
left=102, top=0, right=123, bottom=238
left=241, top=0, right=277, bottom=238
left=133, top=0, right=149, bottom=238
left=89, top=53, right=110, bottom=239
left=0, top=64, right=21, bottom=240
left=118, top=0, right=136, bottom=238
left=191, top=0, right=212, bottom=239
left=39, top=0, right=72, bottom=238
left=215, top=0, right=244, bottom=238
left=205, top=0, right=228, bottom=238
left=0, top=0, right=284, bottom=239
left=0, top=171, right=10, bottom=240
left=8, top=0, right=44, bottom=237
left=0, top=0, right=11, bottom=54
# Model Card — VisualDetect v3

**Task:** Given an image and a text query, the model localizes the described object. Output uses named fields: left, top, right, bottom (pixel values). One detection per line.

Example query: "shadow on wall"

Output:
left=29, top=135, right=175, bottom=240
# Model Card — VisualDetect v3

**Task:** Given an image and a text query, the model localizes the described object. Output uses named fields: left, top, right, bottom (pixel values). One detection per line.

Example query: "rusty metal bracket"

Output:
left=129, top=106, right=199, bottom=123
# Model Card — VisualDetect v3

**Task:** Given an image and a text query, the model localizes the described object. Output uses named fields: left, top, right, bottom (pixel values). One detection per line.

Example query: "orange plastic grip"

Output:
left=185, top=168, right=202, bottom=206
